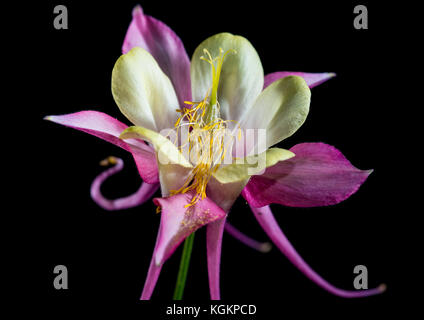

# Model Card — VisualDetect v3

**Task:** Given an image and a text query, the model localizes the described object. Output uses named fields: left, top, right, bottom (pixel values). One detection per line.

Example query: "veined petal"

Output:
left=238, top=76, right=311, bottom=150
left=264, top=72, right=336, bottom=89
left=45, top=111, right=138, bottom=150
left=122, top=5, right=191, bottom=105
left=251, top=205, right=386, bottom=298
left=44, top=111, right=159, bottom=183
left=141, top=192, right=226, bottom=299
left=191, top=33, right=264, bottom=123
left=129, top=144, right=160, bottom=184
left=243, top=143, right=372, bottom=208
left=213, top=148, right=294, bottom=184
left=112, top=47, right=179, bottom=132
left=120, top=126, right=192, bottom=196
left=153, top=191, right=226, bottom=266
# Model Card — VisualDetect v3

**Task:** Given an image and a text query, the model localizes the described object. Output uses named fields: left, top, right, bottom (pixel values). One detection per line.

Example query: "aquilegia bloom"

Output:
left=45, top=5, right=385, bottom=299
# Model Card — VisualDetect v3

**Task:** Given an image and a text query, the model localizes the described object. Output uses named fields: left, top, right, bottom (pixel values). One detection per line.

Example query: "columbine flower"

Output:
left=45, top=5, right=385, bottom=300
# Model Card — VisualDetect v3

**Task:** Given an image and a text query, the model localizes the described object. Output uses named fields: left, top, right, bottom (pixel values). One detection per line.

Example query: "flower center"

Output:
left=171, top=48, right=237, bottom=207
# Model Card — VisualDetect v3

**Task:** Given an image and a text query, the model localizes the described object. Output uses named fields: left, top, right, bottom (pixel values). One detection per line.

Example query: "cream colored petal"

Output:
left=112, top=47, right=179, bottom=132
left=191, top=33, right=264, bottom=123
left=120, top=126, right=192, bottom=196
left=213, top=148, right=294, bottom=184
left=238, top=76, right=311, bottom=149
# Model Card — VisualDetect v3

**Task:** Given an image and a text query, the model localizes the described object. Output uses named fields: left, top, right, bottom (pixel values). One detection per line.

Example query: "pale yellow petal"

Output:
left=112, top=47, right=179, bottom=132
left=213, top=148, right=294, bottom=184
left=120, top=126, right=192, bottom=196
left=239, top=75, right=311, bottom=149
left=191, top=33, right=264, bottom=123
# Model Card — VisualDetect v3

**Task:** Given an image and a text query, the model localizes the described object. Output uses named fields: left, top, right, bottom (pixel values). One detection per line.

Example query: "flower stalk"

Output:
left=173, top=232, right=196, bottom=300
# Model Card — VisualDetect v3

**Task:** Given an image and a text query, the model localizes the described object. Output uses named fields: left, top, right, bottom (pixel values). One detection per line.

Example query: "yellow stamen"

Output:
left=170, top=48, right=237, bottom=207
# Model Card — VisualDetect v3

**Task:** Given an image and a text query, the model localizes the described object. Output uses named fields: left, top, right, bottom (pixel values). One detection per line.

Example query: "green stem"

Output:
left=173, top=232, right=195, bottom=300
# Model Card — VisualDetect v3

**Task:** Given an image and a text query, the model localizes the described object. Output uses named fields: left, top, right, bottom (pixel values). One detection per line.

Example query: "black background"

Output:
left=16, top=0, right=414, bottom=317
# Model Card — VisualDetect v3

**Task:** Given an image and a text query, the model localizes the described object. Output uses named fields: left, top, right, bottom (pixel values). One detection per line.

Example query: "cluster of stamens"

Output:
left=169, top=48, right=238, bottom=207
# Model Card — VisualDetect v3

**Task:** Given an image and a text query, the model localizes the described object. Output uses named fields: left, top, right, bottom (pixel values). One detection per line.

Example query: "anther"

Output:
left=100, top=156, right=118, bottom=166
